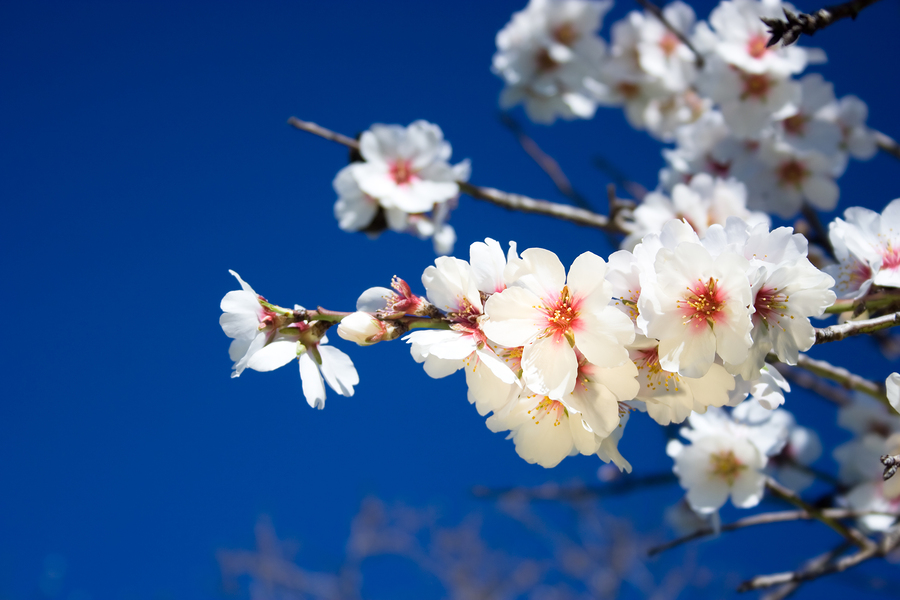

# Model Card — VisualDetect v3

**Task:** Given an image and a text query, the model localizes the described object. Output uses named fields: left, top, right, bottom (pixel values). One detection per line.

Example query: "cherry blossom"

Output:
left=826, top=199, right=900, bottom=299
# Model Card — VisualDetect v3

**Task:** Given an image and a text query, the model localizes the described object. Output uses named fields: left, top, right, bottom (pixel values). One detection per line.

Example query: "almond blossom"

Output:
left=493, top=0, right=612, bottom=123
left=826, top=199, right=900, bottom=299
left=483, top=248, right=635, bottom=400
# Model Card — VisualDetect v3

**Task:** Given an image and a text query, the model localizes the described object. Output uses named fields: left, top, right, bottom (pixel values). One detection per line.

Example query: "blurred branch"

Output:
left=773, top=362, right=852, bottom=406
left=764, top=478, right=875, bottom=550
left=787, top=353, right=889, bottom=407
left=825, top=291, right=900, bottom=314
left=634, top=0, right=704, bottom=67
left=814, top=311, right=900, bottom=344
left=472, top=473, right=676, bottom=501
left=499, top=113, right=592, bottom=209
left=592, top=155, right=648, bottom=201
left=738, top=525, right=900, bottom=592
left=760, top=0, right=885, bottom=47
left=875, top=130, right=900, bottom=161
left=759, top=542, right=854, bottom=600
left=288, top=116, right=625, bottom=233
left=649, top=509, right=891, bottom=557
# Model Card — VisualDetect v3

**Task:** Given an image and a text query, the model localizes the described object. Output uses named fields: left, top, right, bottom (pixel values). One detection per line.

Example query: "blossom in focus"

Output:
left=637, top=238, right=753, bottom=378
left=826, top=199, right=900, bottom=299
left=493, top=0, right=612, bottom=123
left=483, top=248, right=635, bottom=399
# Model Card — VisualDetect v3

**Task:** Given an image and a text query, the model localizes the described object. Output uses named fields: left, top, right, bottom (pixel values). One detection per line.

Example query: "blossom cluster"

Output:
left=326, top=214, right=835, bottom=470
left=492, top=0, right=879, bottom=218
left=332, top=120, right=470, bottom=254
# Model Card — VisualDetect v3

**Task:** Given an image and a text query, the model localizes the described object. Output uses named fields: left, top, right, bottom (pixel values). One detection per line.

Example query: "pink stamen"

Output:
left=747, top=33, right=770, bottom=59
left=389, top=160, right=416, bottom=185
left=540, top=286, right=582, bottom=343
left=678, top=277, right=727, bottom=330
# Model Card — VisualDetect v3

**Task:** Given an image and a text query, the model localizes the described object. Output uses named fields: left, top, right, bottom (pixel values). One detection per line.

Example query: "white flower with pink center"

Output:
left=705, top=220, right=835, bottom=378
left=635, top=1, right=698, bottom=93
left=349, top=120, right=470, bottom=214
left=630, top=335, right=736, bottom=425
left=493, top=0, right=613, bottom=124
left=693, top=0, right=809, bottom=78
left=638, top=241, right=753, bottom=378
left=219, top=270, right=293, bottom=378
left=697, top=57, right=800, bottom=139
left=482, top=249, right=635, bottom=400
left=826, top=199, right=900, bottom=299
left=749, top=137, right=839, bottom=217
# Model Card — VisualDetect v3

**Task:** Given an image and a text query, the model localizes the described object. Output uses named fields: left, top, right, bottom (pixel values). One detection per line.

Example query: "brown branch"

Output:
left=814, top=311, right=900, bottom=344
left=737, top=526, right=900, bottom=592
left=760, top=0, right=885, bottom=47
left=764, top=478, right=875, bottom=550
left=649, top=509, right=890, bottom=557
left=499, top=113, right=591, bottom=209
left=287, top=116, right=624, bottom=233
left=758, top=542, right=854, bottom=600
left=472, top=473, right=676, bottom=501
left=772, top=362, right=853, bottom=406
left=789, top=353, right=888, bottom=407
left=634, top=0, right=704, bottom=67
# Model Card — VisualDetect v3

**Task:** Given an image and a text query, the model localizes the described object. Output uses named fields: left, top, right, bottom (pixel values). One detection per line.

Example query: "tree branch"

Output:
left=764, top=478, right=875, bottom=550
left=814, top=311, right=900, bottom=344
left=472, top=473, right=676, bottom=501
left=760, top=0, right=885, bottom=47
left=758, top=542, right=853, bottom=600
left=882, top=454, right=900, bottom=481
left=788, top=353, right=890, bottom=408
left=499, top=113, right=592, bottom=209
left=634, top=0, right=704, bottom=67
left=649, top=509, right=889, bottom=557
left=287, top=116, right=624, bottom=233
left=875, top=129, right=900, bottom=161
left=737, top=525, right=900, bottom=592
left=772, top=363, right=853, bottom=406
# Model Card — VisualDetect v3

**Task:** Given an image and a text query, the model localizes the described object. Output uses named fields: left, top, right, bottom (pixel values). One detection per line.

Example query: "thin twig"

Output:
left=499, top=113, right=592, bottom=209
left=634, top=0, right=704, bottom=67
left=825, top=291, right=900, bottom=314
left=591, top=156, right=648, bottom=201
left=814, top=311, right=900, bottom=344
left=764, top=478, right=875, bottom=550
left=760, top=0, right=885, bottom=47
left=772, top=363, right=853, bottom=406
left=737, top=525, right=900, bottom=592
left=875, top=130, right=900, bottom=161
left=472, top=473, right=676, bottom=501
left=759, top=542, right=854, bottom=600
left=790, top=353, right=890, bottom=407
left=287, top=116, right=624, bottom=233
left=649, top=509, right=890, bottom=557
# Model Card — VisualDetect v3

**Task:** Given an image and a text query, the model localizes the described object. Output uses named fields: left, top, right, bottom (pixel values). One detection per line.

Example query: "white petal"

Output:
left=318, top=345, right=359, bottom=397
left=247, top=340, right=298, bottom=372
left=298, top=353, right=326, bottom=409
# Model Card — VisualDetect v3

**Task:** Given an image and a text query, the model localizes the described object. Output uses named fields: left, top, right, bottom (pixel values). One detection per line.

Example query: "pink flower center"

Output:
left=528, top=396, right=566, bottom=427
left=777, top=159, right=809, bottom=188
left=390, top=160, right=416, bottom=185
left=706, top=155, right=731, bottom=177
left=659, top=31, right=680, bottom=57
left=754, top=286, right=788, bottom=327
left=636, top=346, right=682, bottom=392
left=740, top=72, right=772, bottom=100
left=678, top=277, right=727, bottom=329
left=747, top=34, right=770, bottom=59
left=882, top=244, right=900, bottom=270
left=541, top=285, right=581, bottom=343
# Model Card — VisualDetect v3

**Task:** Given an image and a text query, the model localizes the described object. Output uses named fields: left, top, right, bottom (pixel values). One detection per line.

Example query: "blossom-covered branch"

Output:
left=760, top=0, right=885, bottom=47
left=287, top=116, right=624, bottom=234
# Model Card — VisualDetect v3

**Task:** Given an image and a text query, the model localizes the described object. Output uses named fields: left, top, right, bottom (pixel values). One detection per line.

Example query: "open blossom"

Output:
left=637, top=239, right=753, bottom=378
left=826, top=199, right=900, bottom=299
left=773, top=73, right=842, bottom=156
left=483, top=248, right=635, bottom=400
left=667, top=402, right=786, bottom=513
left=703, top=220, right=835, bottom=378
left=493, top=0, right=612, bottom=123
left=748, top=137, right=839, bottom=217
left=219, top=271, right=358, bottom=409
left=888, top=372, right=900, bottom=416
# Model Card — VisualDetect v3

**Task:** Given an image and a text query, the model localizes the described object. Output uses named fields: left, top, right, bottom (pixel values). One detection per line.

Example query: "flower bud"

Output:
left=338, top=312, right=388, bottom=346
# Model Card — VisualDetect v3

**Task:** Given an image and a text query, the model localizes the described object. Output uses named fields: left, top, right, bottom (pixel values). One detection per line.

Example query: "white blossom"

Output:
left=826, top=199, right=900, bottom=299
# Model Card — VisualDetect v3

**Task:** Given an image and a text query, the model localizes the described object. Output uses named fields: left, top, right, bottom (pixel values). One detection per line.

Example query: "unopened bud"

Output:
left=338, top=312, right=394, bottom=346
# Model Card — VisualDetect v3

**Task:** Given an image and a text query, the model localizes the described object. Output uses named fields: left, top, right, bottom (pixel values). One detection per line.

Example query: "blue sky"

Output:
left=2, top=1, right=900, bottom=598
